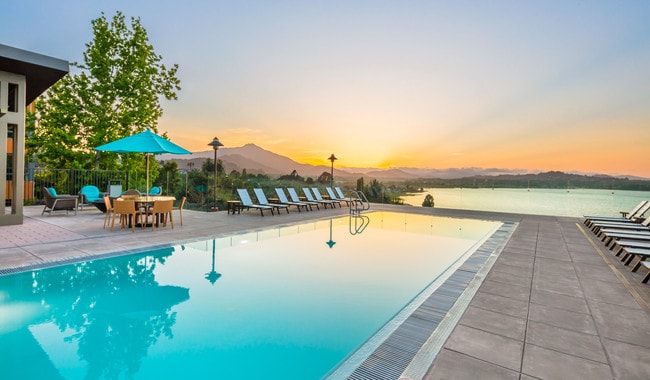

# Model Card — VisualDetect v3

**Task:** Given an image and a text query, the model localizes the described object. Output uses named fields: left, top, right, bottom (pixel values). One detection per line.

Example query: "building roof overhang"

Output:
left=0, top=44, right=69, bottom=104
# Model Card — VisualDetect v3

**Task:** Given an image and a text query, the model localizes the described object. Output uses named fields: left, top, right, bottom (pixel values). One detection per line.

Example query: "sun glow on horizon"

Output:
left=17, top=1, right=646, bottom=178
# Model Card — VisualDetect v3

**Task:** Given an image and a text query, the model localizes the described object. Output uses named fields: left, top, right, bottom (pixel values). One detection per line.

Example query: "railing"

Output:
left=349, top=190, right=370, bottom=216
left=25, top=168, right=131, bottom=204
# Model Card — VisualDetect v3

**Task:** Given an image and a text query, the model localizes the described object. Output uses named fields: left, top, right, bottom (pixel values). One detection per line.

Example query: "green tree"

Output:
left=422, top=194, right=435, bottom=207
left=28, top=11, right=180, bottom=172
left=317, top=171, right=331, bottom=184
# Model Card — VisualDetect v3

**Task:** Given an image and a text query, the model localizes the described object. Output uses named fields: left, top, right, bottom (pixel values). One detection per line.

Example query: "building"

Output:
left=0, top=44, right=68, bottom=226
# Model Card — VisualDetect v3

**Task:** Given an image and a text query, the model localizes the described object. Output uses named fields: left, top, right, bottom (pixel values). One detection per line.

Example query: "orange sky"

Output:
left=8, top=1, right=650, bottom=178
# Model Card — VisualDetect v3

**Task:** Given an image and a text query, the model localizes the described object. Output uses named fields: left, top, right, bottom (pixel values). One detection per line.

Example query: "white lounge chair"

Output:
left=236, top=189, right=274, bottom=216
left=253, top=188, right=290, bottom=214
left=275, top=188, right=311, bottom=212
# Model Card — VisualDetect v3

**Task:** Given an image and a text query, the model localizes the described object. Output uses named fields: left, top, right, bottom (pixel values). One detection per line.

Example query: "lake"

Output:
left=400, top=188, right=650, bottom=217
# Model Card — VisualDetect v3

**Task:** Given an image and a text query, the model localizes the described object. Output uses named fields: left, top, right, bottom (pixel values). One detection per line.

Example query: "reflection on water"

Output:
left=0, top=212, right=500, bottom=379
left=402, top=188, right=650, bottom=217
left=205, top=240, right=222, bottom=284
left=0, top=248, right=189, bottom=379
left=349, top=214, right=370, bottom=235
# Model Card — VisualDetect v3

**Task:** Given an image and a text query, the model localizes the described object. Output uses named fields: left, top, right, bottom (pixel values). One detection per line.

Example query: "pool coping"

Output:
left=326, top=220, right=517, bottom=380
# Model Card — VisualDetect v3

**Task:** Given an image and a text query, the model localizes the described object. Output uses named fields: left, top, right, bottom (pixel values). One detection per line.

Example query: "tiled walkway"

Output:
left=1, top=204, right=649, bottom=379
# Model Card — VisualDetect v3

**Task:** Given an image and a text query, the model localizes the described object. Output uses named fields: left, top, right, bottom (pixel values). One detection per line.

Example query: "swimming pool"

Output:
left=0, top=211, right=503, bottom=379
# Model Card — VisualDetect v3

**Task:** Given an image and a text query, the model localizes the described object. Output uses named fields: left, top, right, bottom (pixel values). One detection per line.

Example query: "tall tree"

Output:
left=27, top=11, right=180, bottom=173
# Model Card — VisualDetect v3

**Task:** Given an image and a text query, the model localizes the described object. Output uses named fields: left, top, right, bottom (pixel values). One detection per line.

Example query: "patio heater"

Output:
left=208, top=137, right=224, bottom=210
left=328, top=154, right=337, bottom=188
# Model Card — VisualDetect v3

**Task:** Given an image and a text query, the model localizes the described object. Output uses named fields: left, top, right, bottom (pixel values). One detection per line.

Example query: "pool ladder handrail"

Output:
left=349, top=213, right=370, bottom=235
left=349, top=190, right=370, bottom=216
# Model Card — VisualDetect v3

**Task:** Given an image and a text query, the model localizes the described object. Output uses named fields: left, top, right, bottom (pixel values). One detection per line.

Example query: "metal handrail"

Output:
left=349, top=190, right=370, bottom=216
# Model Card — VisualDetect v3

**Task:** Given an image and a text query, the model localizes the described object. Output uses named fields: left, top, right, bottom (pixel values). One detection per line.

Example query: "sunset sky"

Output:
left=5, top=1, right=650, bottom=177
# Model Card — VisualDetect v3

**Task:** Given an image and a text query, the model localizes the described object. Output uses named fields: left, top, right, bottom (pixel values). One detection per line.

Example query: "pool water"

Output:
left=0, top=212, right=500, bottom=379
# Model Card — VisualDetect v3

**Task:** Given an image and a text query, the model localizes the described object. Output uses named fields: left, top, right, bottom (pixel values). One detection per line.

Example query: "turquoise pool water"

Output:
left=0, top=212, right=500, bottom=379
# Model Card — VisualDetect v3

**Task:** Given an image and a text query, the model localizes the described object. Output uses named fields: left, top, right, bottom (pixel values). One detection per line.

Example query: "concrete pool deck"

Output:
left=1, top=204, right=650, bottom=379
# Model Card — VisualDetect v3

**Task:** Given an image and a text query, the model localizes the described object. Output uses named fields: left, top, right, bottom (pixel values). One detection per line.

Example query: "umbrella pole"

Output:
left=146, top=153, right=150, bottom=202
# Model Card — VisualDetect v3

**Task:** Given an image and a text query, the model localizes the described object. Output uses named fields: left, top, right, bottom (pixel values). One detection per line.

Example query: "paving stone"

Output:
left=425, top=349, right=519, bottom=380
left=478, top=279, right=531, bottom=302
left=522, top=344, right=612, bottom=380
left=601, top=338, right=650, bottom=379
left=458, top=305, right=526, bottom=340
left=580, top=278, right=642, bottom=308
left=470, top=292, right=529, bottom=319
left=444, top=325, right=523, bottom=371
left=588, top=301, right=650, bottom=348
left=530, top=288, right=589, bottom=314
left=526, top=321, right=607, bottom=363
left=528, top=303, right=597, bottom=335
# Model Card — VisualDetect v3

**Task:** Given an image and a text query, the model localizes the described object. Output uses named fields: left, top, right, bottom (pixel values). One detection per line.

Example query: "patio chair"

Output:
left=287, top=187, right=319, bottom=210
left=111, top=199, right=143, bottom=232
left=78, top=185, right=104, bottom=210
left=173, top=196, right=187, bottom=226
left=253, top=188, right=289, bottom=214
left=236, top=189, right=275, bottom=216
left=326, top=187, right=350, bottom=206
left=310, top=187, right=341, bottom=208
left=42, top=187, right=78, bottom=216
left=122, top=188, right=142, bottom=196
left=144, top=199, right=174, bottom=231
left=102, top=195, right=114, bottom=229
left=275, top=188, right=311, bottom=212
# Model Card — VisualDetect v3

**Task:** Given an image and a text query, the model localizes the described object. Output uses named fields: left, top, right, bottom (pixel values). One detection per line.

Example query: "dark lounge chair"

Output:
left=42, top=187, right=78, bottom=216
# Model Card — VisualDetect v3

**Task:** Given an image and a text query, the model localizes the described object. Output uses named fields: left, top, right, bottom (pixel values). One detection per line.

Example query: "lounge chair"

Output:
left=601, top=231, right=650, bottom=249
left=149, top=186, right=162, bottom=195
left=584, top=201, right=649, bottom=228
left=287, top=187, right=319, bottom=210
left=302, top=187, right=334, bottom=208
left=640, top=261, right=650, bottom=284
left=42, top=187, right=78, bottom=216
left=236, top=189, right=274, bottom=216
left=619, top=247, right=650, bottom=271
left=275, top=188, right=311, bottom=212
left=594, top=217, right=650, bottom=239
left=313, top=187, right=341, bottom=208
left=253, top=188, right=290, bottom=214
left=326, top=187, right=350, bottom=206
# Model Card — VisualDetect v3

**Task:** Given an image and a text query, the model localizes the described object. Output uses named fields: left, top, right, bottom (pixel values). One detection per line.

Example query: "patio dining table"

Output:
left=118, top=195, right=176, bottom=228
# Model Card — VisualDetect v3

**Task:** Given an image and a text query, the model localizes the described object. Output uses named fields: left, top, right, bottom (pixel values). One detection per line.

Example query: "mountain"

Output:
left=158, top=143, right=364, bottom=178
left=157, top=143, right=649, bottom=181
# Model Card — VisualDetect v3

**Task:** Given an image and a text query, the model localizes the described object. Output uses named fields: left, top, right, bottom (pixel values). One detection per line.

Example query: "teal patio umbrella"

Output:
left=95, top=128, right=192, bottom=196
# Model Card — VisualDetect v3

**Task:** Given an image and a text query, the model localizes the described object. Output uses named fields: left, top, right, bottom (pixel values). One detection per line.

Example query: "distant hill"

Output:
left=414, top=171, right=650, bottom=191
left=157, top=144, right=649, bottom=185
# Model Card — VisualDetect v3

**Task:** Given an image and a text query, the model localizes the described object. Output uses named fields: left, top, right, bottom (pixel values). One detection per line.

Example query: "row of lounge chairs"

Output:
left=584, top=200, right=650, bottom=284
left=236, top=187, right=351, bottom=216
